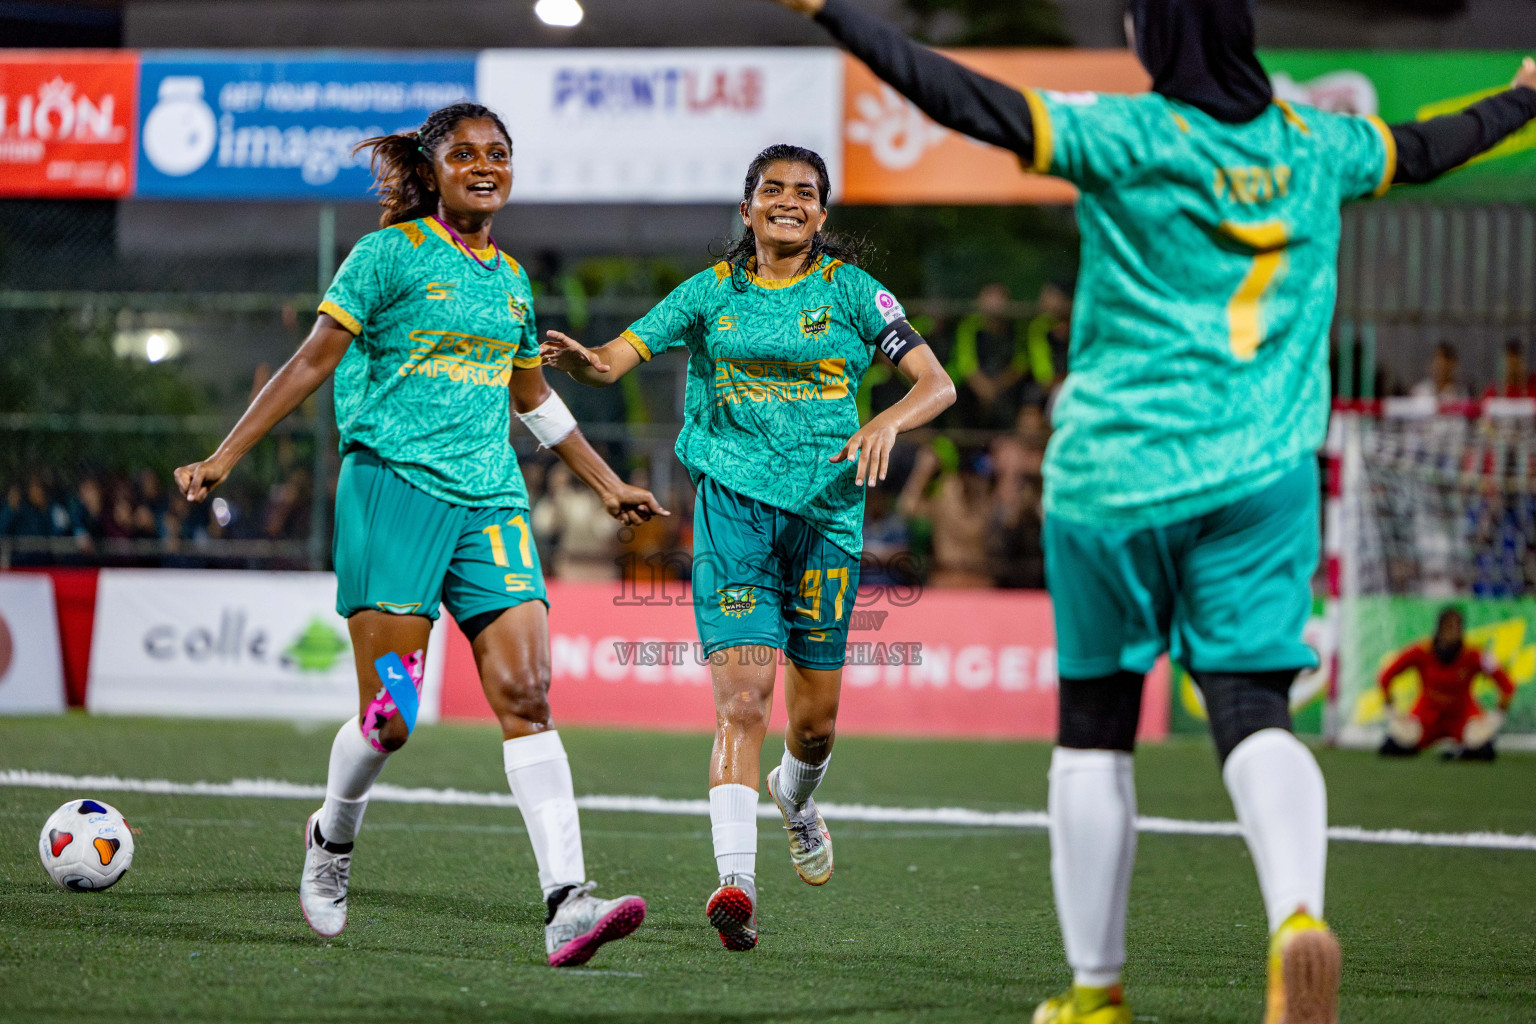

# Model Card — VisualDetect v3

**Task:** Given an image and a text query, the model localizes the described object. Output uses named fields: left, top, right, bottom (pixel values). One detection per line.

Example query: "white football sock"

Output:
left=317, top=715, right=390, bottom=845
left=503, top=731, right=586, bottom=897
left=1223, top=728, right=1327, bottom=933
left=777, top=748, right=829, bottom=808
left=709, top=783, right=758, bottom=881
left=1049, top=747, right=1136, bottom=989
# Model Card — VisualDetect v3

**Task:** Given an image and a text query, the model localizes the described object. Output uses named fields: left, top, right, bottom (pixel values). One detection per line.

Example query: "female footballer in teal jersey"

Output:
left=769, top=1, right=1536, bottom=1021
left=174, top=103, right=666, bottom=967
left=543, top=144, right=955, bottom=951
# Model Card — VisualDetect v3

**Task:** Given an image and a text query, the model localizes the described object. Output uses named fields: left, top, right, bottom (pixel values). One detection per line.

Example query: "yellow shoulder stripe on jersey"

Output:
left=712, top=261, right=732, bottom=282
left=1275, top=99, right=1311, bottom=135
left=821, top=259, right=844, bottom=282
left=622, top=329, right=653, bottom=362
left=512, top=355, right=542, bottom=369
left=501, top=252, right=522, bottom=274
left=422, top=216, right=500, bottom=262
left=1171, top=111, right=1191, bottom=133
left=1365, top=114, right=1397, bottom=199
left=393, top=221, right=429, bottom=248
left=1021, top=88, right=1053, bottom=174
left=318, top=300, right=362, bottom=335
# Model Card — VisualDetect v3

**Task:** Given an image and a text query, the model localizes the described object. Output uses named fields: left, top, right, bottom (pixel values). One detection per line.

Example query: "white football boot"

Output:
left=545, top=882, right=647, bottom=967
left=766, top=765, right=834, bottom=885
left=300, top=811, right=351, bottom=938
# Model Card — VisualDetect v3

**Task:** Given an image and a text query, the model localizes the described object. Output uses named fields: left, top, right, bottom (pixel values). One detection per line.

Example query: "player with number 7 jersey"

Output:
left=769, top=0, right=1536, bottom=1020
left=174, top=102, right=666, bottom=967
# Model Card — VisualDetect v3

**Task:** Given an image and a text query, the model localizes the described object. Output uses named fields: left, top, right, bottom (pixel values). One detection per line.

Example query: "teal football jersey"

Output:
left=623, top=256, right=906, bottom=557
left=320, top=218, right=542, bottom=508
left=1027, top=89, right=1394, bottom=527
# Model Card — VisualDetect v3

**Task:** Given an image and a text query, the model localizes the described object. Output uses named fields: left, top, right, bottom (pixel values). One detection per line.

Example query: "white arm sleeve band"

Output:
left=516, top=390, right=579, bottom=448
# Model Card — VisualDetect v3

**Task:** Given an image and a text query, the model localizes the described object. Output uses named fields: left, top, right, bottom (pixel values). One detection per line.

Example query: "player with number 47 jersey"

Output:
left=543, top=143, right=954, bottom=952
left=771, top=0, right=1536, bottom=1020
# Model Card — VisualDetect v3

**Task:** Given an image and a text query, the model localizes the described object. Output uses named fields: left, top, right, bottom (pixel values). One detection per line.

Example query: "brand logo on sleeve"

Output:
left=873, top=290, right=904, bottom=325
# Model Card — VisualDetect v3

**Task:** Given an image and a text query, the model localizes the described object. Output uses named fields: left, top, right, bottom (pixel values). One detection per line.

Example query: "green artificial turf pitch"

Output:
left=1, top=717, right=1533, bottom=1023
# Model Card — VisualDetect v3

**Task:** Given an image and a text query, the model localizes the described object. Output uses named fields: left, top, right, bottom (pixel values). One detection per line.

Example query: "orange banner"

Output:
left=0, top=51, right=138, bottom=198
left=841, top=49, right=1149, bottom=205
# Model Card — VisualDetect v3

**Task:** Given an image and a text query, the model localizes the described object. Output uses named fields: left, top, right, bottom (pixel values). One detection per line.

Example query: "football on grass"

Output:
left=38, top=799, right=135, bottom=891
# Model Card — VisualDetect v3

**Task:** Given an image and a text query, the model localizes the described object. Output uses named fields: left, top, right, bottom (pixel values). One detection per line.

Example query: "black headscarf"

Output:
left=1128, top=0, right=1273, bottom=124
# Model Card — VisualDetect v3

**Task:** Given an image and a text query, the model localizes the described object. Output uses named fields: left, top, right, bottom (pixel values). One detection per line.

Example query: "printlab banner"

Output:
left=0, top=574, right=68, bottom=714
left=0, top=51, right=137, bottom=198
left=87, top=569, right=447, bottom=720
left=439, top=581, right=1170, bottom=740
left=1261, top=50, right=1536, bottom=203
left=135, top=52, right=475, bottom=198
left=475, top=48, right=843, bottom=202
left=1337, top=595, right=1536, bottom=749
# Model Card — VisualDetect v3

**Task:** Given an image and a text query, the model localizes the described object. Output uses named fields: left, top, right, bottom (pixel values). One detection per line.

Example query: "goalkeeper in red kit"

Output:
left=1378, top=607, right=1516, bottom=761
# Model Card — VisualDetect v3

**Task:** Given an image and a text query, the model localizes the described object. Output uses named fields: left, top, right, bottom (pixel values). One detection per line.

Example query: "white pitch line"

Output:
left=3, top=768, right=1533, bottom=852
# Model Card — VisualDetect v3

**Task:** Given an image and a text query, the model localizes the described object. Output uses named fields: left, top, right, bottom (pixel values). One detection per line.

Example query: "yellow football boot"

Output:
left=1265, top=910, right=1341, bottom=1024
left=1032, top=984, right=1132, bottom=1024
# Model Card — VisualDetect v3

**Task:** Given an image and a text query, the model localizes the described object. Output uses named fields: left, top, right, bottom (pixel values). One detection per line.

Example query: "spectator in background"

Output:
left=1025, top=280, right=1073, bottom=404
left=860, top=486, right=912, bottom=588
left=1411, top=340, right=1468, bottom=401
left=69, top=475, right=105, bottom=545
left=1483, top=338, right=1534, bottom=399
left=946, top=283, right=1029, bottom=429
left=898, top=441, right=992, bottom=588
left=532, top=462, right=621, bottom=581
left=990, top=432, right=1046, bottom=589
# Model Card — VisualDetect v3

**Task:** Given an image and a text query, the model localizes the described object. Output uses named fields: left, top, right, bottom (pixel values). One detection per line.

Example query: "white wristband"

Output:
left=516, top=390, right=578, bottom=448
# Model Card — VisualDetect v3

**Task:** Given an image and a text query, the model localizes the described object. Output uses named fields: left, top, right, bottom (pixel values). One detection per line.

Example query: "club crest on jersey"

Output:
left=718, top=586, right=758, bottom=618
left=505, top=293, right=530, bottom=323
left=798, top=305, right=833, bottom=338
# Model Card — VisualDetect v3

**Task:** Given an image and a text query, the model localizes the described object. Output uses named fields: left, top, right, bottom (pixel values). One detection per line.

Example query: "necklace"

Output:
left=432, top=215, right=502, bottom=272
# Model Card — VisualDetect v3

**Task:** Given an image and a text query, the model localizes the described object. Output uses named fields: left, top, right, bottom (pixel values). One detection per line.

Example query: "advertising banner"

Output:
left=135, top=53, right=475, bottom=199
left=0, top=51, right=137, bottom=198
left=440, top=581, right=1169, bottom=740
left=475, top=49, right=844, bottom=203
left=0, top=574, right=68, bottom=714
left=840, top=50, right=1148, bottom=205
left=87, top=569, right=447, bottom=720
left=1261, top=50, right=1536, bottom=203
left=1337, top=595, right=1536, bottom=750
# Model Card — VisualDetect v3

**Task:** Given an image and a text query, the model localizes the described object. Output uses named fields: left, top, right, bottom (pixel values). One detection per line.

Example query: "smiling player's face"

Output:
left=741, top=160, right=828, bottom=253
left=423, top=118, right=512, bottom=220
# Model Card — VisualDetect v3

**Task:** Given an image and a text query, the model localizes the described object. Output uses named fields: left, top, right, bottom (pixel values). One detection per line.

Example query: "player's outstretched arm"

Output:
left=510, top=365, right=669, bottom=527
left=540, top=330, right=643, bottom=387
left=174, top=313, right=354, bottom=502
left=760, top=0, right=1037, bottom=158
left=1390, top=58, right=1536, bottom=185
left=832, top=344, right=955, bottom=487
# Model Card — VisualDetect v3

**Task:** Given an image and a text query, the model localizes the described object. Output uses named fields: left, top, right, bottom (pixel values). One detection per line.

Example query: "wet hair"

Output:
left=717, top=143, right=866, bottom=288
left=354, top=102, right=512, bottom=228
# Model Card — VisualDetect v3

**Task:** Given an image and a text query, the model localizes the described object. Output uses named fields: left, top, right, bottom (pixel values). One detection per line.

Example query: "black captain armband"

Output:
left=874, top=317, right=927, bottom=366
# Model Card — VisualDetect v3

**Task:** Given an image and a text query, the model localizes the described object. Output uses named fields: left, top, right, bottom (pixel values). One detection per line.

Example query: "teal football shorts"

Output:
left=691, top=475, right=861, bottom=670
left=1044, top=457, right=1319, bottom=680
left=333, top=447, right=548, bottom=622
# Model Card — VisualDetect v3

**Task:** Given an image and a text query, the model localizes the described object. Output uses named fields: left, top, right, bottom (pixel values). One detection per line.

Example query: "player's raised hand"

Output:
left=831, top=422, right=898, bottom=487
left=173, top=454, right=233, bottom=503
left=757, top=0, right=825, bottom=14
left=1515, top=57, right=1536, bottom=92
left=602, top=482, right=671, bottom=527
left=542, top=330, right=610, bottom=375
